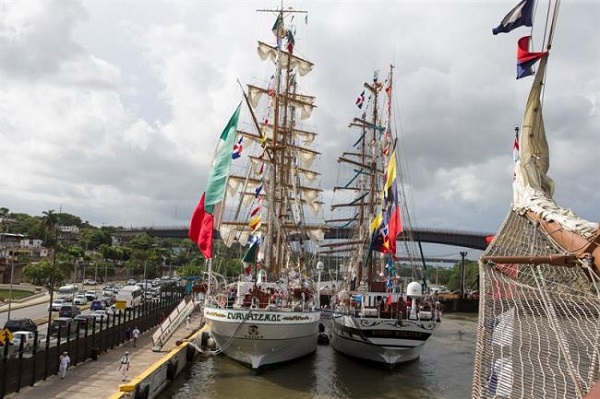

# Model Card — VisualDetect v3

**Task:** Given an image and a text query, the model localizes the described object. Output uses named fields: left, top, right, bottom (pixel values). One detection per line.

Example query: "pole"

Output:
left=316, top=261, right=324, bottom=309
left=460, top=251, right=467, bottom=299
left=7, top=260, right=15, bottom=320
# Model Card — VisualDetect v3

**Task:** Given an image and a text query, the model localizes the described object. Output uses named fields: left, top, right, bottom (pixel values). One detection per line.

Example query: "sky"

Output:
left=1, top=0, right=599, bottom=260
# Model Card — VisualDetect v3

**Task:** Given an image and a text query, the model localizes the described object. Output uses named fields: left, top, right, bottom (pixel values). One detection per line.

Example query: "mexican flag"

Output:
left=189, top=104, right=242, bottom=258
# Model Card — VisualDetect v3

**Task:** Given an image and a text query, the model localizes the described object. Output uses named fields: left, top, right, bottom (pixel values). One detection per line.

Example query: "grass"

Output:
left=0, top=289, right=35, bottom=301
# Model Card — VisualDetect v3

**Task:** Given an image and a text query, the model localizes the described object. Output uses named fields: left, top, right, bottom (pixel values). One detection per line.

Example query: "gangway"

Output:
left=151, top=297, right=195, bottom=351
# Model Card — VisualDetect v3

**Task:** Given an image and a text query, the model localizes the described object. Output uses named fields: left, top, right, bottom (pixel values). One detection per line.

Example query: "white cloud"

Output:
left=0, top=0, right=598, bottom=241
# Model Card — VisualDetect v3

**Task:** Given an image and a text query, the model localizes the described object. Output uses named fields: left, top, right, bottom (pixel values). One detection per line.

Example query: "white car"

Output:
left=48, top=298, right=66, bottom=311
left=73, top=294, right=88, bottom=306
left=11, top=331, right=36, bottom=351
left=83, top=279, right=97, bottom=285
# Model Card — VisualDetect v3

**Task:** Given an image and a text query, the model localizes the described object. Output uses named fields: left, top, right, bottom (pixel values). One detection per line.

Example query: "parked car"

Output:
left=58, top=305, right=81, bottom=318
left=11, top=331, right=37, bottom=351
left=48, top=298, right=66, bottom=311
left=3, top=318, right=38, bottom=333
left=83, top=279, right=97, bottom=285
left=127, top=279, right=137, bottom=285
left=50, top=317, right=72, bottom=336
left=73, top=314, right=95, bottom=328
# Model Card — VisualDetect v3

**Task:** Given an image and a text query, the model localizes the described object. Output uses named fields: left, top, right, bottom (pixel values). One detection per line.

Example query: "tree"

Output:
left=23, top=261, right=63, bottom=288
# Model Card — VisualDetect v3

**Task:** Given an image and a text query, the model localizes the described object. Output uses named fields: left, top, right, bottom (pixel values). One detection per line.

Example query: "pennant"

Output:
left=249, top=214, right=262, bottom=231
left=492, top=0, right=534, bottom=35
left=232, top=136, right=243, bottom=159
left=189, top=104, right=242, bottom=258
left=355, top=90, right=365, bottom=109
left=516, top=36, right=547, bottom=79
left=254, top=181, right=264, bottom=197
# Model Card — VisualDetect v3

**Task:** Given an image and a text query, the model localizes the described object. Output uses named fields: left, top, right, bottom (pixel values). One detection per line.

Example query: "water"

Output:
left=159, top=313, right=477, bottom=399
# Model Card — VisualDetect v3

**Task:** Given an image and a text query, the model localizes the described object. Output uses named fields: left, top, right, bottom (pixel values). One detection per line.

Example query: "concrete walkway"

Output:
left=6, top=308, right=204, bottom=399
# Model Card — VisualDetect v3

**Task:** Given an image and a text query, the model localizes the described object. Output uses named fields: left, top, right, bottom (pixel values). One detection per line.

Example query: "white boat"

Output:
left=322, top=66, right=439, bottom=368
left=189, top=6, right=324, bottom=371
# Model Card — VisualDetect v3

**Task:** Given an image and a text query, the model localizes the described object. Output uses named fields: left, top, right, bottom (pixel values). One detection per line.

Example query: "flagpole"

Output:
left=206, top=257, right=213, bottom=299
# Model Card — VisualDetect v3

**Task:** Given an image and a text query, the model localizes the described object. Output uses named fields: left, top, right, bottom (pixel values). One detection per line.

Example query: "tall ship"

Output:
left=188, top=7, right=324, bottom=371
left=472, top=0, right=600, bottom=398
left=322, top=66, right=438, bottom=368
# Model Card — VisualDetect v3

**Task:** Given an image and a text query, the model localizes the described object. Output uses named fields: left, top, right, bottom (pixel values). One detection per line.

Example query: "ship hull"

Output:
left=330, top=314, right=437, bottom=367
left=203, top=306, right=320, bottom=370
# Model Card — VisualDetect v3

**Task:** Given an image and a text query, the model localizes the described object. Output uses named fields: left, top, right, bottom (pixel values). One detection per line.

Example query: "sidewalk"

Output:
left=6, top=309, right=204, bottom=399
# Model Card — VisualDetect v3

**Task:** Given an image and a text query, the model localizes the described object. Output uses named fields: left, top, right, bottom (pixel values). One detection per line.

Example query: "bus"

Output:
left=115, top=285, right=143, bottom=309
left=57, top=284, right=77, bottom=302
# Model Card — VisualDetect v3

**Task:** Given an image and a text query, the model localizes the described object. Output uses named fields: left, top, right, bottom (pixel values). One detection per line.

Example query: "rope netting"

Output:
left=472, top=210, right=600, bottom=399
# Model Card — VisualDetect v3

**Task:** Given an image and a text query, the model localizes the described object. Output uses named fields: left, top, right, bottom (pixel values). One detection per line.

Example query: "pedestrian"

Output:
left=58, top=351, right=71, bottom=379
left=119, top=351, right=131, bottom=381
left=131, top=326, right=140, bottom=348
left=186, top=315, right=191, bottom=330
left=125, top=327, right=131, bottom=341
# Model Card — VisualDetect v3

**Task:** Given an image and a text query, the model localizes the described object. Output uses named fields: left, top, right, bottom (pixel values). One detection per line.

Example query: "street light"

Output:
left=460, top=251, right=468, bottom=298
left=316, top=261, right=324, bottom=309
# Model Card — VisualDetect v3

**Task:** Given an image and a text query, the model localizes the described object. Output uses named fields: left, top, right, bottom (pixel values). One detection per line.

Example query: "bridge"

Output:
left=115, top=226, right=494, bottom=251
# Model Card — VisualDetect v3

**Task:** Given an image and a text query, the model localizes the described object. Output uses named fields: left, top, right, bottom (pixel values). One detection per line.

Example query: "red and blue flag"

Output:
left=516, top=36, right=547, bottom=79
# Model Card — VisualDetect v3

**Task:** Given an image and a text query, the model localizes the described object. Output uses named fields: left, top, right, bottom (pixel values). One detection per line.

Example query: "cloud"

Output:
left=0, top=0, right=598, bottom=245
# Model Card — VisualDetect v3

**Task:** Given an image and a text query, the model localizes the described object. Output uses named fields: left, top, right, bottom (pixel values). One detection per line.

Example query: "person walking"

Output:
left=119, top=351, right=131, bottom=381
left=131, top=326, right=140, bottom=347
left=186, top=315, right=191, bottom=330
left=58, top=351, right=71, bottom=379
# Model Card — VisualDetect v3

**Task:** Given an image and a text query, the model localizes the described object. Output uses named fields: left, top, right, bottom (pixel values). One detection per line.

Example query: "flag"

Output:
left=512, top=130, right=519, bottom=163
left=272, top=14, right=284, bottom=49
left=371, top=151, right=403, bottom=256
left=242, top=234, right=261, bottom=264
left=492, top=0, right=534, bottom=35
left=249, top=214, right=262, bottom=231
left=254, top=180, right=263, bottom=197
left=355, top=90, right=365, bottom=109
left=286, top=29, right=295, bottom=54
left=516, top=36, right=547, bottom=79
left=232, top=137, right=243, bottom=159
left=189, top=104, right=242, bottom=258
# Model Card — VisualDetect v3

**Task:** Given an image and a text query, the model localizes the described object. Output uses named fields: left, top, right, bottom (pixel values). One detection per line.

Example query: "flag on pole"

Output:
left=286, top=29, right=295, bottom=54
left=189, top=104, right=242, bottom=258
left=272, top=14, right=284, bottom=49
left=242, top=234, right=262, bottom=264
left=512, top=131, right=520, bottom=163
left=371, top=151, right=403, bottom=256
left=516, top=36, right=547, bottom=79
left=232, top=136, right=243, bottom=159
left=492, top=0, right=534, bottom=35
left=355, top=90, right=365, bottom=109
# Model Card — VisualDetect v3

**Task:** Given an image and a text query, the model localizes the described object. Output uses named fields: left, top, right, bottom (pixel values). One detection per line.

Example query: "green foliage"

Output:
left=445, top=260, right=479, bottom=291
left=79, top=228, right=112, bottom=250
left=178, top=263, right=204, bottom=278
left=23, top=260, right=64, bottom=288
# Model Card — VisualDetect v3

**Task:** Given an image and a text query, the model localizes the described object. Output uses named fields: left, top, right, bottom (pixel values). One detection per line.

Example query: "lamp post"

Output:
left=316, top=261, right=324, bottom=309
left=460, top=251, right=468, bottom=299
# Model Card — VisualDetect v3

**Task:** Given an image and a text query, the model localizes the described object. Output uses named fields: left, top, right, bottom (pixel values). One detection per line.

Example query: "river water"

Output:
left=159, top=313, right=478, bottom=399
